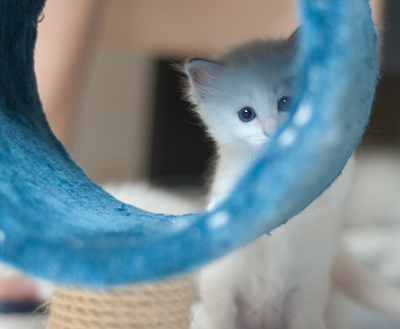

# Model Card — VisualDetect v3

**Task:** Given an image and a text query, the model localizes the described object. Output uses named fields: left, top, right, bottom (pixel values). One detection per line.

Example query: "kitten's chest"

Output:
left=232, top=213, right=339, bottom=328
left=210, top=157, right=251, bottom=204
left=237, top=214, right=336, bottom=293
left=205, top=153, right=354, bottom=328
left=231, top=226, right=327, bottom=329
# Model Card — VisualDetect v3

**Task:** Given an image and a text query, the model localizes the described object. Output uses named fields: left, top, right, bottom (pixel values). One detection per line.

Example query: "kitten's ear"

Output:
left=186, top=58, right=222, bottom=92
left=285, top=27, right=301, bottom=56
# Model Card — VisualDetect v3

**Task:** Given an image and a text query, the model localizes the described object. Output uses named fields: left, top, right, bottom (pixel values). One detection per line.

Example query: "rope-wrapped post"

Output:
left=48, top=276, right=195, bottom=329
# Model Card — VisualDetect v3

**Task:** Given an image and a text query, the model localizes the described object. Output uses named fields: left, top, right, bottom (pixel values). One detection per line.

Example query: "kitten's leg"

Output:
left=285, top=272, right=331, bottom=329
left=198, top=276, right=237, bottom=329
left=197, top=254, right=240, bottom=329
left=191, top=300, right=214, bottom=329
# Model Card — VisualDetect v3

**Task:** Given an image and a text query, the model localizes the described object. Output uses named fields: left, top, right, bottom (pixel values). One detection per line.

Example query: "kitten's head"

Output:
left=185, top=30, right=299, bottom=158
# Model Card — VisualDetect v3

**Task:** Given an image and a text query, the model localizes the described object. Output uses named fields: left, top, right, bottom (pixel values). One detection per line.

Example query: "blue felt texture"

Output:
left=0, top=0, right=378, bottom=287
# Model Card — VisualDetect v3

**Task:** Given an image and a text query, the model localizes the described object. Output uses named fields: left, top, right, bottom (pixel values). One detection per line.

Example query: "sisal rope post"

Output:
left=48, top=276, right=195, bottom=329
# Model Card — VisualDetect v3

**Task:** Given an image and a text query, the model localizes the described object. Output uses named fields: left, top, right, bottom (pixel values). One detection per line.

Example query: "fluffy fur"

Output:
left=185, top=33, right=400, bottom=329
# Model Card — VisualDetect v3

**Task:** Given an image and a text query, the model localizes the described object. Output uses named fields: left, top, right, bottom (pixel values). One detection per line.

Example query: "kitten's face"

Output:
left=186, top=37, right=297, bottom=159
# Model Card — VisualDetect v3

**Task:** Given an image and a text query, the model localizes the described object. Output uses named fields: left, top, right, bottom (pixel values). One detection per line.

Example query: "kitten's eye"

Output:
left=278, top=96, right=292, bottom=112
left=238, top=107, right=256, bottom=122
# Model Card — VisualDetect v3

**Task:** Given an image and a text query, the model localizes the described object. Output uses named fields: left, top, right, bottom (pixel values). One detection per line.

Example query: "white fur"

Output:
left=185, top=36, right=400, bottom=329
left=195, top=160, right=354, bottom=329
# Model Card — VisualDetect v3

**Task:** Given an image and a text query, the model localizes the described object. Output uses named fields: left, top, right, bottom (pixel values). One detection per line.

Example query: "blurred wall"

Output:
left=99, top=0, right=298, bottom=57
left=71, top=50, right=156, bottom=183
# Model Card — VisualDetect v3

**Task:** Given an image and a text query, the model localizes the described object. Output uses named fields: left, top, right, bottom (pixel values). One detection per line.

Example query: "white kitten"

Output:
left=185, top=31, right=400, bottom=329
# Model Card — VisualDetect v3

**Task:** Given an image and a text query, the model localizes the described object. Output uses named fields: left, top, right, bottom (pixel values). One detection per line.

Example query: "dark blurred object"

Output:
left=381, top=0, right=400, bottom=73
left=363, top=75, right=400, bottom=148
left=362, top=0, right=400, bottom=150
left=150, top=59, right=215, bottom=188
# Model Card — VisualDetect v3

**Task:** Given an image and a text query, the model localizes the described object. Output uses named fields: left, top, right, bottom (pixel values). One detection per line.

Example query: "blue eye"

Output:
left=278, top=96, right=292, bottom=112
left=238, top=107, right=256, bottom=122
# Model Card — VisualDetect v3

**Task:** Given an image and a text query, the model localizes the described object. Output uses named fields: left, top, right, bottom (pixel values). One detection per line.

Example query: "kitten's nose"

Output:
left=262, top=117, right=278, bottom=136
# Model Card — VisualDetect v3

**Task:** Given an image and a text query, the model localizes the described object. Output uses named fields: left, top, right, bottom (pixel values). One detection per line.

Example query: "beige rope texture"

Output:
left=48, top=275, right=195, bottom=329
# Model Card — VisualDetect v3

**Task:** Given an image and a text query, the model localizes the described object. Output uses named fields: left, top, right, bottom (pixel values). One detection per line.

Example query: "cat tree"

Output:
left=0, top=0, right=378, bottom=328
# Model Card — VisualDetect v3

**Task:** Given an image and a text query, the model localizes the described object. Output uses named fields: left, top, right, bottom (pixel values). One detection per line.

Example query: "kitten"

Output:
left=184, top=31, right=400, bottom=329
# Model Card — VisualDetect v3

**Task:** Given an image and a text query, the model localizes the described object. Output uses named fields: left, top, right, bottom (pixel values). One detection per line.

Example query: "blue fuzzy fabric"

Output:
left=0, top=0, right=378, bottom=287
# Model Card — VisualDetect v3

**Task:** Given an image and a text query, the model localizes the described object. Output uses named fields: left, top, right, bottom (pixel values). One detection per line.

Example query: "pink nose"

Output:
left=262, top=117, right=278, bottom=136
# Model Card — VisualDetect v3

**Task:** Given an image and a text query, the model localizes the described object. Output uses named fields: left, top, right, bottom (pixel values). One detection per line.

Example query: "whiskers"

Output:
left=234, top=143, right=263, bottom=170
left=217, top=141, right=265, bottom=173
left=218, top=141, right=238, bottom=155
